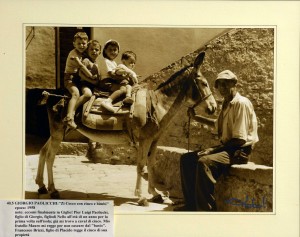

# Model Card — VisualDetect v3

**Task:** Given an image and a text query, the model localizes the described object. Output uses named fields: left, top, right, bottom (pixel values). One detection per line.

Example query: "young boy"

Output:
left=63, top=32, right=90, bottom=129
left=79, top=40, right=101, bottom=86
left=114, top=51, right=139, bottom=104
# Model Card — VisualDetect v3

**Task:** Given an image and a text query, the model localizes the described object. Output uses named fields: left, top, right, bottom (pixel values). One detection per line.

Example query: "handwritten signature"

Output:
left=224, top=195, right=267, bottom=209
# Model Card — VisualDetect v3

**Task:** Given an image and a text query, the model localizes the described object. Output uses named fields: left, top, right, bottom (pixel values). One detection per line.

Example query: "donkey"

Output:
left=35, top=51, right=217, bottom=204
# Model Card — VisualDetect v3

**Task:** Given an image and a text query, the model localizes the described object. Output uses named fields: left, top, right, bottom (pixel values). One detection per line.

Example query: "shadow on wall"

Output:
left=93, top=27, right=228, bottom=79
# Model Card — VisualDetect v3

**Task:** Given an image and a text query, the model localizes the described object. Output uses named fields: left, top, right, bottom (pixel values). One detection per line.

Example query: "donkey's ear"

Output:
left=193, top=51, right=206, bottom=68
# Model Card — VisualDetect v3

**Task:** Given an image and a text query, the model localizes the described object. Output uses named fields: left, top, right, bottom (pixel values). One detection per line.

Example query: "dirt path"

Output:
left=25, top=155, right=178, bottom=212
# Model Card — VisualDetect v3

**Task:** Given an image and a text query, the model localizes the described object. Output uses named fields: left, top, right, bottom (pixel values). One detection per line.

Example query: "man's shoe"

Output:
left=101, top=100, right=116, bottom=113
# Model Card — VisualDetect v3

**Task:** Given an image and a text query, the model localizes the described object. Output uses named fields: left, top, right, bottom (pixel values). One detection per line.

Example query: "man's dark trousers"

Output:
left=179, top=150, right=232, bottom=211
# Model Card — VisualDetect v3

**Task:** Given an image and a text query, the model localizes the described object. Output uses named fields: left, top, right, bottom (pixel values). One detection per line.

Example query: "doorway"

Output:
left=56, top=27, right=91, bottom=89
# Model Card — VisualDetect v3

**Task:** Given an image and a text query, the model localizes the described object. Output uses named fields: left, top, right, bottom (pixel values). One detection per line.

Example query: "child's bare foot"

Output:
left=101, top=99, right=116, bottom=113
left=67, top=119, right=77, bottom=129
left=63, top=116, right=77, bottom=129
left=123, top=96, right=134, bottom=104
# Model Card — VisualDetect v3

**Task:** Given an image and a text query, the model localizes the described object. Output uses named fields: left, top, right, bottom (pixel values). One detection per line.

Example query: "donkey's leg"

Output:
left=35, top=127, right=64, bottom=197
left=136, top=139, right=167, bottom=198
left=45, top=129, right=64, bottom=198
left=35, top=138, right=51, bottom=194
left=146, top=140, right=160, bottom=197
left=135, top=138, right=152, bottom=198
left=147, top=141, right=173, bottom=204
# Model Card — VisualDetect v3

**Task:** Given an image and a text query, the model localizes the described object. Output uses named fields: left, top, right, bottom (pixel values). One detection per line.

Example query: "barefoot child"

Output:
left=79, top=40, right=101, bottom=86
left=64, top=33, right=101, bottom=129
left=114, top=51, right=139, bottom=104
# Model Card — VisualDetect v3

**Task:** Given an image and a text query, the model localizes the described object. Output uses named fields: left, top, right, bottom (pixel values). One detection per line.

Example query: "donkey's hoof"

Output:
left=137, top=197, right=149, bottom=206
left=50, top=191, right=60, bottom=199
left=38, top=186, right=48, bottom=194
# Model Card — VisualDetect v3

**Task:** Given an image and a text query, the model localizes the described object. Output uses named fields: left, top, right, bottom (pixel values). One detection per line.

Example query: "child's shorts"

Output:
left=64, top=73, right=81, bottom=90
left=114, top=77, right=130, bottom=86
left=99, top=78, right=123, bottom=92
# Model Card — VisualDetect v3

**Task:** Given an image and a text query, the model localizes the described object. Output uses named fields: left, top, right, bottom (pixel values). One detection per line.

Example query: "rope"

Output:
left=186, top=86, right=213, bottom=152
left=42, top=91, right=69, bottom=99
left=187, top=115, right=191, bottom=152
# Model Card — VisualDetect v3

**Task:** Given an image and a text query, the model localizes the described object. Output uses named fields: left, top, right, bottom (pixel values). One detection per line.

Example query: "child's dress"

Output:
left=98, top=57, right=118, bottom=91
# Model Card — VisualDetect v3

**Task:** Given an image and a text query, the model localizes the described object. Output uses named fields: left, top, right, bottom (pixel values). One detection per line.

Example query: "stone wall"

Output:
left=215, top=163, right=273, bottom=212
left=153, top=146, right=273, bottom=212
left=26, top=26, right=56, bottom=89
left=145, top=28, right=274, bottom=166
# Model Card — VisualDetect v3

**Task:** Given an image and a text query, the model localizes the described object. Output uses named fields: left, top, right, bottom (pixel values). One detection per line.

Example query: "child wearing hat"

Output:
left=98, top=40, right=137, bottom=112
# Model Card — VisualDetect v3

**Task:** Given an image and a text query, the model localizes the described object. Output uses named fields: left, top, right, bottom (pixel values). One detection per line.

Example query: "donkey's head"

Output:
left=187, top=52, right=217, bottom=115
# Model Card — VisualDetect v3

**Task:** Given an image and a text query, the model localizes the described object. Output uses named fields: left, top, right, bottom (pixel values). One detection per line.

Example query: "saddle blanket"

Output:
left=81, top=88, right=147, bottom=131
left=82, top=97, right=130, bottom=130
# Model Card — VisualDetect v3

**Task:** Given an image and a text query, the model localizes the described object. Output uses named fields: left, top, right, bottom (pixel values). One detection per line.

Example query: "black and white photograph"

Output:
left=25, top=26, right=274, bottom=213
left=0, top=1, right=299, bottom=237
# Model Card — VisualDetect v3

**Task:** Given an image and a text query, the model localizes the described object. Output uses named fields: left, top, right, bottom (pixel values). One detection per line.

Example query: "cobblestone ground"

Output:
left=25, top=155, right=175, bottom=212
